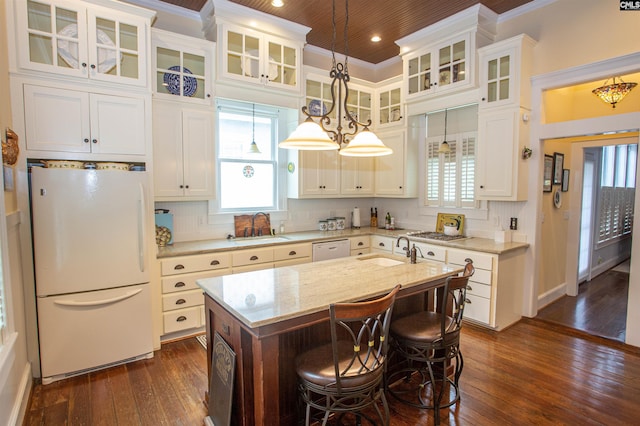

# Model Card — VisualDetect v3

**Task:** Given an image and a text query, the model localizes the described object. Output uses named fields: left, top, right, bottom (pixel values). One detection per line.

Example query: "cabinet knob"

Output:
left=83, top=138, right=89, bottom=143
left=185, top=185, right=189, bottom=189
left=480, top=185, right=484, bottom=189
left=92, top=139, right=97, bottom=144
left=90, top=64, right=96, bottom=69
left=207, top=93, right=211, bottom=98
left=179, top=185, right=184, bottom=189
left=482, top=97, right=486, bottom=101
left=81, top=62, right=87, bottom=68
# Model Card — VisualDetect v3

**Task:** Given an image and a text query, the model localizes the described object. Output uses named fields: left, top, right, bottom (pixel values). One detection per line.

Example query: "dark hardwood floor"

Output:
left=536, top=264, right=629, bottom=342
left=24, top=318, right=640, bottom=425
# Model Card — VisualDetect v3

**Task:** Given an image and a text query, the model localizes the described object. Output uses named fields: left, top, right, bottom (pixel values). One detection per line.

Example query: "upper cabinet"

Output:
left=218, top=23, right=303, bottom=93
left=287, top=149, right=340, bottom=198
left=152, top=29, right=214, bottom=105
left=478, top=34, right=536, bottom=110
left=15, top=0, right=153, bottom=87
left=376, top=79, right=403, bottom=128
left=374, top=129, right=418, bottom=198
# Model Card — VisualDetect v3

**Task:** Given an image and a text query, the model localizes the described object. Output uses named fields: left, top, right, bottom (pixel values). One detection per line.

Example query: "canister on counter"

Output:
left=318, top=220, right=328, bottom=231
left=335, top=217, right=345, bottom=230
left=327, top=218, right=337, bottom=231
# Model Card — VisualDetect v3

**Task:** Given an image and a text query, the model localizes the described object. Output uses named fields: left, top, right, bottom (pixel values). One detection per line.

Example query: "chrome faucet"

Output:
left=396, top=236, right=411, bottom=258
left=251, top=212, right=269, bottom=237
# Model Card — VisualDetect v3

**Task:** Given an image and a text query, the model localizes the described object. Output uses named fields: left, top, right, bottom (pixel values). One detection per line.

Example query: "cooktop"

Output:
left=405, top=231, right=469, bottom=242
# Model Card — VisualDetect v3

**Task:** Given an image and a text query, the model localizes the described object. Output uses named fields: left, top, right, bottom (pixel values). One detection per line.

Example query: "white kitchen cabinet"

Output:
left=152, top=28, right=214, bottom=104
left=476, top=106, right=530, bottom=201
left=448, top=246, right=526, bottom=330
left=370, top=235, right=396, bottom=253
left=232, top=243, right=312, bottom=273
left=152, top=100, right=214, bottom=199
left=403, top=33, right=471, bottom=99
left=340, top=156, right=374, bottom=196
left=478, top=34, right=536, bottom=110
left=23, top=84, right=146, bottom=155
left=374, top=129, right=418, bottom=198
left=376, top=80, right=403, bottom=128
left=288, top=149, right=340, bottom=198
left=411, top=241, right=446, bottom=263
left=218, top=23, right=302, bottom=92
left=15, top=0, right=152, bottom=87
left=160, top=252, right=231, bottom=337
left=273, top=243, right=312, bottom=266
left=350, top=236, right=370, bottom=256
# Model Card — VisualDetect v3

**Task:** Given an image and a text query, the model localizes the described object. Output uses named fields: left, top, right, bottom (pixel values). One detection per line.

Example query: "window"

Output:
left=597, top=144, right=637, bottom=244
left=424, top=105, right=478, bottom=208
left=216, top=100, right=280, bottom=211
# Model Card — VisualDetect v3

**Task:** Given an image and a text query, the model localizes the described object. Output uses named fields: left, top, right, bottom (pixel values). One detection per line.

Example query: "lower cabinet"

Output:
left=232, top=242, right=312, bottom=273
left=160, top=252, right=231, bottom=338
left=350, top=236, right=370, bottom=256
left=370, top=235, right=396, bottom=253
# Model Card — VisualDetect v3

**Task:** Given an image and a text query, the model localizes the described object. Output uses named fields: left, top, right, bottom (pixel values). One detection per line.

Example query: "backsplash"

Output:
left=156, top=198, right=530, bottom=244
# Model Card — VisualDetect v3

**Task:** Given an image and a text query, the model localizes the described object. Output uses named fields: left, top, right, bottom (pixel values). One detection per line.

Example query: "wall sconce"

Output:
left=2, top=128, right=19, bottom=165
left=522, top=147, right=532, bottom=160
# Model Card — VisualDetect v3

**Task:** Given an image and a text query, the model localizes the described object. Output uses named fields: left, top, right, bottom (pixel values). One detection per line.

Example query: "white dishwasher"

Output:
left=312, top=239, right=350, bottom=261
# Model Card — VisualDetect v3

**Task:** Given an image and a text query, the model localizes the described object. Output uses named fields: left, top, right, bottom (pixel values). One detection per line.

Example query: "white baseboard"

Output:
left=11, top=363, right=32, bottom=426
left=537, top=283, right=567, bottom=311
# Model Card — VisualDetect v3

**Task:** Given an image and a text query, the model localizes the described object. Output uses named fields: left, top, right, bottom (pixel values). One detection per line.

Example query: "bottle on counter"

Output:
left=385, top=212, right=391, bottom=229
left=371, top=208, right=378, bottom=228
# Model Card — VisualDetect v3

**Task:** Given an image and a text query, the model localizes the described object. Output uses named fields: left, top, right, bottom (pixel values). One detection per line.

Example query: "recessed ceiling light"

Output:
left=271, top=0, right=284, bottom=7
left=371, top=36, right=381, bottom=43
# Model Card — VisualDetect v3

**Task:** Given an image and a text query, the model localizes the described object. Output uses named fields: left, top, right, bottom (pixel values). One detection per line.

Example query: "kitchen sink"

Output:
left=357, top=255, right=405, bottom=267
left=232, top=236, right=291, bottom=246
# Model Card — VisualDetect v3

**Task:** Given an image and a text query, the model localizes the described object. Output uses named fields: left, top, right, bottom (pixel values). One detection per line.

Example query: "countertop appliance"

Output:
left=405, top=231, right=470, bottom=242
left=31, top=166, right=153, bottom=384
left=312, top=239, right=350, bottom=262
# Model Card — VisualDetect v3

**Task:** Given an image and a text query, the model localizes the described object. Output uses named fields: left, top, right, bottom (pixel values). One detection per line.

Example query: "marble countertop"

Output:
left=197, top=253, right=461, bottom=329
left=157, top=226, right=528, bottom=258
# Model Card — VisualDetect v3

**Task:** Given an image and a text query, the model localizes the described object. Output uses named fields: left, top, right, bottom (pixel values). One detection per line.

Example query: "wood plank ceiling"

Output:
left=158, top=0, right=532, bottom=64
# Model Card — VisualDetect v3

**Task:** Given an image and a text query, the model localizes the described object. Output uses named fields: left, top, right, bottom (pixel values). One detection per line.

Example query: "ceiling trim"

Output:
left=497, top=0, right=558, bottom=24
left=124, top=0, right=199, bottom=20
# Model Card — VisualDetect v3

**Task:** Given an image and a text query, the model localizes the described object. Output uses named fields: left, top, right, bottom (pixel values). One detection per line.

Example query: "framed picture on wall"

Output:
left=543, top=154, right=553, bottom=192
left=562, top=169, right=570, bottom=192
left=553, top=152, right=564, bottom=185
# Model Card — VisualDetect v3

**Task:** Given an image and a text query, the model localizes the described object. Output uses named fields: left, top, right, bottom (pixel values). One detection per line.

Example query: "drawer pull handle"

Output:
left=465, top=298, right=472, bottom=304
left=250, top=255, right=259, bottom=261
left=176, top=316, right=187, bottom=322
left=358, top=242, right=364, bottom=246
left=174, top=282, right=186, bottom=288
left=176, top=299, right=186, bottom=305
left=174, top=264, right=185, bottom=270
left=289, top=250, right=297, bottom=256
left=467, top=285, right=473, bottom=291
left=427, top=251, right=435, bottom=256
left=378, top=242, right=385, bottom=247
left=465, top=258, right=473, bottom=263
left=210, top=260, right=220, bottom=266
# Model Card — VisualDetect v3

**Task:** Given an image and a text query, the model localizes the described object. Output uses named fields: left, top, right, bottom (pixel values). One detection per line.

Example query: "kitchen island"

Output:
left=197, top=253, right=462, bottom=425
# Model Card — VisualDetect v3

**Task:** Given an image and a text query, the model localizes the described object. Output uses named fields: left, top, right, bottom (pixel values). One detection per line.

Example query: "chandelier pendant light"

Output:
left=248, top=103, right=261, bottom=154
left=438, top=108, right=451, bottom=153
left=592, top=77, right=637, bottom=109
left=279, top=0, right=392, bottom=157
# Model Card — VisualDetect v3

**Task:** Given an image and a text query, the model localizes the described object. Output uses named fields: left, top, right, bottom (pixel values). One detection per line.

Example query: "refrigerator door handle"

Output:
left=53, top=288, right=143, bottom=307
left=138, top=182, right=146, bottom=273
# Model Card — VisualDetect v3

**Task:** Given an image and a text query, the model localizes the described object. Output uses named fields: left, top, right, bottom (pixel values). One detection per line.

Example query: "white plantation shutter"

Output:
left=425, top=133, right=477, bottom=207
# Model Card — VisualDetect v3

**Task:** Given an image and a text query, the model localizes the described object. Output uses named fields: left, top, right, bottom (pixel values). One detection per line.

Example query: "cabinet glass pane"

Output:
left=28, top=1, right=52, bottom=32
left=347, top=89, right=357, bottom=108
left=270, top=63, right=282, bottom=83
left=452, top=62, right=464, bottom=82
left=306, top=80, right=321, bottom=97
left=390, top=88, right=401, bottom=104
left=227, top=53, right=242, bottom=75
left=184, top=52, right=205, bottom=76
left=119, top=23, right=138, bottom=52
left=487, top=81, right=497, bottom=102
left=283, top=45, right=296, bottom=66
left=499, top=56, right=510, bottom=78
left=420, top=53, right=431, bottom=71
left=408, top=57, right=418, bottom=76
left=156, top=70, right=172, bottom=94
left=228, top=31, right=242, bottom=53
left=380, top=109, right=389, bottom=124
left=56, top=7, right=76, bottom=32
left=156, top=47, right=179, bottom=70
left=120, top=52, right=139, bottom=78
left=380, top=92, right=389, bottom=108
left=360, top=108, right=371, bottom=123
left=96, top=18, right=116, bottom=46
left=499, top=79, right=509, bottom=100
left=268, top=42, right=282, bottom=62
left=29, top=34, right=53, bottom=65
left=282, top=66, right=295, bottom=86
left=439, top=45, right=450, bottom=66
left=408, top=76, right=419, bottom=94
left=359, top=92, right=370, bottom=109
left=488, top=58, right=497, bottom=80
left=452, top=41, right=465, bottom=61
left=245, top=35, right=259, bottom=55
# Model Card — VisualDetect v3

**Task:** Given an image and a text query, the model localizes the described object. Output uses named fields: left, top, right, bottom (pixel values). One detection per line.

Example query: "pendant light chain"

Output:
left=344, top=0, right=349, bottom=73
left=331, top=0, right=336, bottom=70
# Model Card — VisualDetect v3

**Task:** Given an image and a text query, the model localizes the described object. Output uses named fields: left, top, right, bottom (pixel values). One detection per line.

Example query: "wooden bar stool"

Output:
left=295, top=285, right=401, bottom=425
left=387, top=262, right=474, bottom=425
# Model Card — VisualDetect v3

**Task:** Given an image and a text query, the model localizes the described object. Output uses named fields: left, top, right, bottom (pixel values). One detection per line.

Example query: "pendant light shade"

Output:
left=279, top=118, right=338, bottom=150
left=592, top=77, right=637, bottom=108
left=340, top=130, right=393, bottom=157
left=247, top=103, right=262, bottom=154
left=437, top=108, right=452, bottom=153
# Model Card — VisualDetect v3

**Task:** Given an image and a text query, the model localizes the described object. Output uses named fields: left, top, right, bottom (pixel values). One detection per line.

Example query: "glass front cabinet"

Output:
left=219, top=23, right=302, bottom=92
left=15, top=0, right=152, bottom=86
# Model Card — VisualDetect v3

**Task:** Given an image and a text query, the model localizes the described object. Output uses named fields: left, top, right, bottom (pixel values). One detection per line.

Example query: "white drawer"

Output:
left=164, top=306, right=201, bottom=334
left=162, top=289, right=204, bottom=311
left=468, top=268, right=492, bottom=285
left=351, top=248, right=370, bottom=257
left=161, top=269, right=228, bottom=294
left=466, top=280, right=491, bottom=299
left=370, top=236, right=394, bottom=252
left=464, top=294, right=491, bottom=325
left=413, top=242, right=446, bottom=262
left=448, top=250, right=493, bottom=271
left=275, top=258, right=309, bottom=267
left=232, top=247, right=274, bottom=267
left=233, top=263, right=274, bottom=274
left=350, top=236, right=370, bottom=250
left=161, top=252, right=231, bottom=276
left=273, top=243, right=311, bottom=261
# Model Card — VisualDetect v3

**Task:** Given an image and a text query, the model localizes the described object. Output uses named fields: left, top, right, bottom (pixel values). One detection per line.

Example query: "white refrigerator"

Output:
left=31, top=167, right=153, bottom=384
